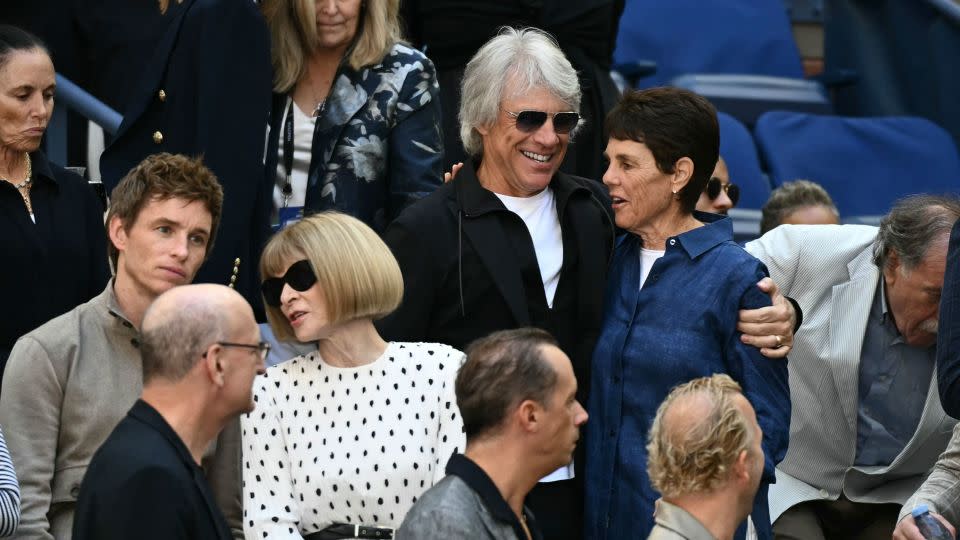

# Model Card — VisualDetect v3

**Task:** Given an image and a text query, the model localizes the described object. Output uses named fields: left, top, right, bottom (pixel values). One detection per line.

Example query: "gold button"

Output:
left=230, top=275, right=237, bottom=283
left=152, top=131, right=163, bottom=144
left=158, top=89, right=166, bottom=102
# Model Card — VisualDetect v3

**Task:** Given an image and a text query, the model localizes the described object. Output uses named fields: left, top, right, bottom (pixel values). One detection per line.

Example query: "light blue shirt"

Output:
left=855, top=281, right=936, bottom=466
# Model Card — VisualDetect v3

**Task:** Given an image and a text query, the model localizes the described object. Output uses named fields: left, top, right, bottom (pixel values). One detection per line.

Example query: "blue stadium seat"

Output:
left=718, top=112, right=770, bottom=209
left=754, top=111, right=960, bottom=218
left=612, top=0, right=831, bottom=125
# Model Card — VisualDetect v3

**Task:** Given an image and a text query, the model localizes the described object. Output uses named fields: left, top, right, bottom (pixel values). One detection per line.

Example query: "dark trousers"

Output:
left=526, top=479, right=583, bottom=540
left=773, top=495, right=900, bottom=540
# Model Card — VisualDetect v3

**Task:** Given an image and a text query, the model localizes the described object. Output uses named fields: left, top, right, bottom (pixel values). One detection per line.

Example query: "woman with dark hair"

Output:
left=584, top=88, right=791, bottom=540
left=260, top=0, right=443, bottom=233
left=0, top=25, right=108, bottom=381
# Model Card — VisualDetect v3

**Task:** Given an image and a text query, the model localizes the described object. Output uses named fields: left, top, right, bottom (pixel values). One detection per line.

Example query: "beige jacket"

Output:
left=0, top=283, right=241, bottom=539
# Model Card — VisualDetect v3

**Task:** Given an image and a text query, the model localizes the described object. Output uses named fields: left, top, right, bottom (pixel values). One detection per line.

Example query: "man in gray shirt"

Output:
left=646, top=374, right=765, bottom=540
left=397, top=328, right=588, bottom=540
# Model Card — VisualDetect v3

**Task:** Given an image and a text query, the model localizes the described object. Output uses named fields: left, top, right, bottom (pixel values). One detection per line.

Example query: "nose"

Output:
left=601, top=163, right=617, bottom=187
left=714, top=188, right=734, bottom=211
left=317, top=0, right=336, bottom=13
left=279, top=282, right=299, bottom=305
left=31, top=93, right=52, bottom=121
left=574, top=400, right=588, bottom=426
left=531, top=118, right=560, bottom=147
left=170, top=233, right=190, bottom=261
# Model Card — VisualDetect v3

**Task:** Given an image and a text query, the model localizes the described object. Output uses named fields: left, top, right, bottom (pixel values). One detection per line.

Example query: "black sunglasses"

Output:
left=706, top=177, right=740, bottom=206
left=504, top=109, right=580, bottom=134
left=261, top=259, right=317, bottom=307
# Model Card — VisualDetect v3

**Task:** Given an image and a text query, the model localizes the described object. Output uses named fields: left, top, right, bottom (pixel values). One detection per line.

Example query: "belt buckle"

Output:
left=354, top=524, right=360, bottom=538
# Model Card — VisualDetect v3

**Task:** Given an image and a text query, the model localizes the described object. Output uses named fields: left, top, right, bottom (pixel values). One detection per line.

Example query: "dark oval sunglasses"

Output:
left=261, top=259, right=317, bottom=307
left=504, top=109, right=580, bottom=134
left=705, top=177, right=740, bottom=206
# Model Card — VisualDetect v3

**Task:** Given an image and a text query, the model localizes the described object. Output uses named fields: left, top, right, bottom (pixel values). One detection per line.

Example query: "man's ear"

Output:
left=671, top=157, right=695, bottom=195
left=732, top=450, right=751, bottom=484
left=516, top=400, right=542, bottom=433
left=203, top=344, right=225, bottom=387
left=108, top=215, right=128, bottom=253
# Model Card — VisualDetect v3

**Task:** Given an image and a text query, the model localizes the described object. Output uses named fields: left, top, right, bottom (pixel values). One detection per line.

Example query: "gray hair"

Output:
left=873, top=194, right=960, bottom=272
left=760, top=179, right=839, bottom=234
left=459, top=27, right=582, bottom=159
left=140, top=298, right=226, bottom=384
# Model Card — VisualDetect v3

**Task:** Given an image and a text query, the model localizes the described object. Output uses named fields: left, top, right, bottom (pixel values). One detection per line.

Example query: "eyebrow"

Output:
left=149, top=217, right=210, bottom=235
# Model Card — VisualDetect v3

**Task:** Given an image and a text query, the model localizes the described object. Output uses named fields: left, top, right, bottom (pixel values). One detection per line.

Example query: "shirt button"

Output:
left=152, top=131, right=163, bottom=144
left=158, top=89, right=166, bottom=102
left=70, top=485, right=80, bottom=498
left=669, top=239, right=676, bottom=246
left=608, top=429, right=616, bottom=438
left=819, top=489, right=829, bottom=498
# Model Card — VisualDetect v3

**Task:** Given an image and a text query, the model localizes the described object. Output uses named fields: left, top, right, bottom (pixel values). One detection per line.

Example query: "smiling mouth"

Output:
left=288, top=311, right=307, bottom=324
left=521, top=150, right=552, bottom=163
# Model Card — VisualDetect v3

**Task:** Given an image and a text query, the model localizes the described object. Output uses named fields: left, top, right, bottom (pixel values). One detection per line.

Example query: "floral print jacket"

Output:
left=264, top=42, right=444, bottom=232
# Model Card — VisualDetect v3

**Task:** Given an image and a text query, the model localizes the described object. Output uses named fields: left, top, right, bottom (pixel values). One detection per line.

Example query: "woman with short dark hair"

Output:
left=584, top=88, right=791, bottom=540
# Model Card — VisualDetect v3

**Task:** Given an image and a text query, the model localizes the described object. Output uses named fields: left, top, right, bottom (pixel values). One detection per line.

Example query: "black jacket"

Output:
left=0, top=151, right=109, bottom=378
left=72, top=400, right=232, bottom=540
left=377, top=164, right=614, bottom=403
left=99, top=0, right=273, bottom=315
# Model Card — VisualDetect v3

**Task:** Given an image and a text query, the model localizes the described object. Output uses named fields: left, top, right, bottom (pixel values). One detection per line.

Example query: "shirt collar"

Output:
left=445, top=453, right=542, bottom=540
left=653, top=499, right=718, bottom=540
left=673, top=211, right=734, bottom=259
left=454, top=162, right=588, bottom=219
left=28, top=150, right=59, bottom=188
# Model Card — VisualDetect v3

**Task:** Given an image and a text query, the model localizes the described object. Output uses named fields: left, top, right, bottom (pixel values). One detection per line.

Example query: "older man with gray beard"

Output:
left=743, top=194, right=960, bottom=540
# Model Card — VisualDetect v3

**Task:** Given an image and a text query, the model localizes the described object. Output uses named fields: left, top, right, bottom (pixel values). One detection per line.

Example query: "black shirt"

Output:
left=446, top=454, right=544, bottom=540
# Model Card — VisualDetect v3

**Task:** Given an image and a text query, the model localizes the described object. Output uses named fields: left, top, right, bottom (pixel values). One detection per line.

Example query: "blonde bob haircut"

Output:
left=261, top=0, right=403, bottom=93
left=646, top=374, right=756, bottom=499
left=259, top=212, right=403, bottom=341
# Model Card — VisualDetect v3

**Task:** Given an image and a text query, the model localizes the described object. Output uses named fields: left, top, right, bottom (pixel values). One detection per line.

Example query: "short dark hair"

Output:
left=0, top=25, right=49, bottom=71
left=456, top=328, right=560, bottom=440
left=106, top=153, right=224, bottom=268
left=605, top=88, right=719, bottom=213
left=873, top=194, right=960, bottom=272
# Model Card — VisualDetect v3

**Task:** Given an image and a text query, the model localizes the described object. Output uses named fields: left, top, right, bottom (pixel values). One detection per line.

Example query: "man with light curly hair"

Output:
left=646, top=374, right=765, bottom=540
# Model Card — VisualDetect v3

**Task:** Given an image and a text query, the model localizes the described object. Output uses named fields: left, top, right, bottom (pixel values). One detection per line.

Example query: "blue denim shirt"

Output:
left=584, top=213, right=791, bottom=540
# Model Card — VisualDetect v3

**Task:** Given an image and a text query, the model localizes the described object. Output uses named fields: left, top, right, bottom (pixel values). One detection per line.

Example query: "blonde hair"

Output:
left=646, top=374, right=755, bottom=498
left=259, top=212, right=403, bottom=341
left=261, top=0, right=402, bottom=93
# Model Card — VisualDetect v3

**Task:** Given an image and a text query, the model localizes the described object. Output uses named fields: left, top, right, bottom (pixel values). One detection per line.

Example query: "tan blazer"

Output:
left=746, top=225, right=956, bottom=522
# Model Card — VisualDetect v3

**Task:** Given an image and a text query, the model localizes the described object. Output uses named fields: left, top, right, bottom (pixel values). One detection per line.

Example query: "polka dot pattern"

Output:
left=241, top=342, right=465, bottom=538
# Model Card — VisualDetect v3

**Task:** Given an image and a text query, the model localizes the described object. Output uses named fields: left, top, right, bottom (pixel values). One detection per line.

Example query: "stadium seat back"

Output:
left=718, top=112, right=770, bottom=209
left=754, top=111, right=960, bottom=217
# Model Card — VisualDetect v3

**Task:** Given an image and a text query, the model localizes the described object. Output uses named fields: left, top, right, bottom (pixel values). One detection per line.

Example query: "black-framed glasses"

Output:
left=216, top=341, right=271, bottom=361
left=504, top=109, right=580, bottom=134
left=261, top=259, right=317, bottom=307
left=705, top=177, right=740, bottom=206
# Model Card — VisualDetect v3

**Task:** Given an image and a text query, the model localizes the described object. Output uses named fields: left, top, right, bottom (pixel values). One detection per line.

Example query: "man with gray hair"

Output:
left=72, top=284, right=267, bottom=540
left=397, top=328, right=588, bottom=540
left=646, top=374, right=765, bottom=540
left=744, top=194, right=960, bottom=538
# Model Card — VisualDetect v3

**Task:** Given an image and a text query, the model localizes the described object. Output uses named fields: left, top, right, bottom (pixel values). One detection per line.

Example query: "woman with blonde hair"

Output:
left=260, top=0, right=443, bottom=233
left=242, top=212, right=464, bottom=539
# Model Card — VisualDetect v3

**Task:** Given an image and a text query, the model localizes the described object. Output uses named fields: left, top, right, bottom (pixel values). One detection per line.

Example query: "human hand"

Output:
left=893, top=513, right=956, bottom=540
left=444, top=162, right=463, bottom=183
left=738, top=277, right=794, bottom=359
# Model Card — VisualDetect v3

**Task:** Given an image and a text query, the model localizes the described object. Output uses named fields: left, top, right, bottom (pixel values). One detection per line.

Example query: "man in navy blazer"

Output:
left=99, top=0, right=273, bottom=314
left=72, top=284, right=267, bottom=540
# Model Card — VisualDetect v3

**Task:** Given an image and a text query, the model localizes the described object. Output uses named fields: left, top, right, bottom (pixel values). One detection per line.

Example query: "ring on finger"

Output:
left=774, top=335, right=783, bottom=348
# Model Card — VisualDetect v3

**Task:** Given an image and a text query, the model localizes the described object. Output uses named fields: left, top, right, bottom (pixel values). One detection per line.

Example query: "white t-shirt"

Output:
left=494, top=189, right=563, bottom=307
left=639, top=248, right=666, bottom=289
left=495, top=188, right=572, bottom=483
left=271, top=99, right=315, bottom=226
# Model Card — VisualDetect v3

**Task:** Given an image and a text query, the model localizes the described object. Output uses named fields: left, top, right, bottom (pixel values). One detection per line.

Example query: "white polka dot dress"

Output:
left=241, top=342, right=465, bottom=539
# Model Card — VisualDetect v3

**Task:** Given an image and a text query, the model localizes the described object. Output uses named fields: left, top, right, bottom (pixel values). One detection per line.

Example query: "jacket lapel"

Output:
left=454, top=167, right=530, bottom=326
left=112, top=0, right=196, bottom=138
left=304, top=70, right=369, bottom=207
left=828, top=245, right=879, bottom=434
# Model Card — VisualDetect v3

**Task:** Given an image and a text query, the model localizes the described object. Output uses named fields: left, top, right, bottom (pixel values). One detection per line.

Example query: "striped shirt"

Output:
left=0, top=425, right=20, bottom=537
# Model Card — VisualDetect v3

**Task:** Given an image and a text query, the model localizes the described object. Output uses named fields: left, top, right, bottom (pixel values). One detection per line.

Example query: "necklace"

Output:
left=2, top=153, right=34, bottom=215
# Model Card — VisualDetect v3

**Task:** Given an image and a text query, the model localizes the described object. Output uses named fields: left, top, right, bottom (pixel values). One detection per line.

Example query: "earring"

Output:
left=672, top=190, right=680, bottom=200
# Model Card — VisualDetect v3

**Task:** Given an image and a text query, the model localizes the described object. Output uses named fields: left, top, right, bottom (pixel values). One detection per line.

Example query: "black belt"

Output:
left=304, top=522, right=394, bottom=540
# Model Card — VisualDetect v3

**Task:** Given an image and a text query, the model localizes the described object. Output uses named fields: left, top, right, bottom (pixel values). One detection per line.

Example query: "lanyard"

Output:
left=280, top=97, right=327, bottom=208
